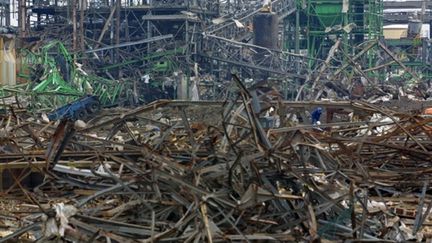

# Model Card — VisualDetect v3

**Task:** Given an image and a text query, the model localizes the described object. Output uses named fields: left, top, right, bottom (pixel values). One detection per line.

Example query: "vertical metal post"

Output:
left=430, top=20, right=432, bottom=39
left=185, top=19, right=189, bottom=64
left=72, top=0, right=77, bottom=52
left=109, top=0, right=115, bottom=63
left=80, top=0, right=85, bottom=52
left=115, top=0, right=121, bottom=58
left=421, top=0, right=426, bottom=22
left=5, top=3, right=10, bottom=26
left=342, top=0, right=349, bottom=59
left=147, top=11, right=152, bottom=56
left=18, top=0, right=26, bottom=38
left=125, top=11, right=130, bottom=42
left=37, top=13, right=41, bottom=28
left=114, top=0, right=121, bottom=76
left=0, top=6, right=4, bottom=26
left=295, top=10, right=299, bottom=54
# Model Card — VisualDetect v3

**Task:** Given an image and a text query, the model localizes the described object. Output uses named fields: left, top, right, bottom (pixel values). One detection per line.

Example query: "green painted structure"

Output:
left=284, top=0, right=383, bottom=69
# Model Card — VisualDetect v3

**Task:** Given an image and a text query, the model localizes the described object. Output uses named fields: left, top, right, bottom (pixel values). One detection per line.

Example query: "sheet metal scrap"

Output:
left=1, top=94, right=432, bottom=242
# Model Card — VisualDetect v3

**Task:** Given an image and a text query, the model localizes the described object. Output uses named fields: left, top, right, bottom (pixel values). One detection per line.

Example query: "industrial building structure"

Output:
left=1, top=1, right=432, bottom=242
left=0, top=0, right=428, bottom=102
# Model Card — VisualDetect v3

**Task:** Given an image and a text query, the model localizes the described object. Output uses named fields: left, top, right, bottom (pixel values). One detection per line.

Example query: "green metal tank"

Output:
left=313, top=2, right=343, bottom=28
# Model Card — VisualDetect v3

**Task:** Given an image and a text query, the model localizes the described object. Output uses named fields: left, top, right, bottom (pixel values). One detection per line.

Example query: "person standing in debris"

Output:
left=311, top=107, right=323, bottom=125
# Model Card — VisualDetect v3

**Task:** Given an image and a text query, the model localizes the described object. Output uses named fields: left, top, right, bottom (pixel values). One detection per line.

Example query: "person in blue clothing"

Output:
left=311, top=107, right=323, bottom=125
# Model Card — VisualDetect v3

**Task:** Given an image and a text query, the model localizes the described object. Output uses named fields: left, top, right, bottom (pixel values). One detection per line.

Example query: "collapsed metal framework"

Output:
left=31, top=0, right=306, bottom=77
left=4, top=97, right=432, bottom=241
left=1, top=0, right=431, bottom=101
left=199, top=0, right=311, bottom=79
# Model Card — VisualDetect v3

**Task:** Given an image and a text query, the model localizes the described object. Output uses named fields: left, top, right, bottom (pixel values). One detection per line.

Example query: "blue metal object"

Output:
left=311, top=107, right=323, bottom=125
left=48, top=95, right=101, bottom=121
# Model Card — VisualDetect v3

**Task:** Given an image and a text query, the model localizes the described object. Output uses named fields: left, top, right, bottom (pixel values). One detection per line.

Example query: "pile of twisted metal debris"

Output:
left=1, top=76, right=432, bottom=242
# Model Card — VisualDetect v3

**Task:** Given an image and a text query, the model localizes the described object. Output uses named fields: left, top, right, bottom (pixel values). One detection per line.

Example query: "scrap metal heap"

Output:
left=0, top=0, right=431, bottom=242
left=1, top=77, right=432, bottom=241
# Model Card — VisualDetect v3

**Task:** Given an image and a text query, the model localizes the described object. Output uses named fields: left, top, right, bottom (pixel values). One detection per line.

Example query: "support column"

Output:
left=18, top=0, right=26, bottom=38
left=72, top=0, right=78, bottom=52
left=146, top=12, right=152, bottom=55
left=114, top=0, right=121, bottom=77
left=125, top=11, right=130, bottom=42
left=37, top=13, right=41, bottom=29
left=5, top=3, right=10, bottom=26
left=110, top=0, right=115, bottom=63
left=115, top=0, right=121, bottom=60
left=430, top=20, right=432, bottom=39
left=79, top=0, right=85, bottom=52
left=295, top=9, right=300, bottom=73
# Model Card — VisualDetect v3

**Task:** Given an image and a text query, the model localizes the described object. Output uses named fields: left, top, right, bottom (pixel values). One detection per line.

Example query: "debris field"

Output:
left=1, top=79, right=432, bottom=242
left=0, top=0, right=431, bottom=242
